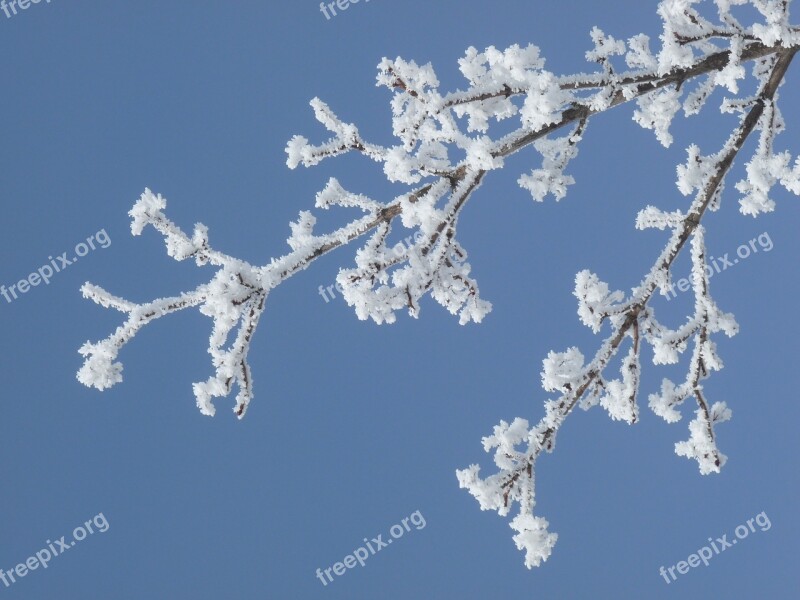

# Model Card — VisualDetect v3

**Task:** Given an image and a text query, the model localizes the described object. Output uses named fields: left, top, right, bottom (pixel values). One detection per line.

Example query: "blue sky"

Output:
left=1, top=1, right=798, bottom=598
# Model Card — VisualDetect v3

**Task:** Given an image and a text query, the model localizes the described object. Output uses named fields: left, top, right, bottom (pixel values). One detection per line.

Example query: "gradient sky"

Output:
left=1, top=1, right=798, bottom=598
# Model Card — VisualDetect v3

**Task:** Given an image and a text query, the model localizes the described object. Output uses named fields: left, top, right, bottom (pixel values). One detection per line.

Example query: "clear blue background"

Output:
left=1, top=1, right=798, bottom=598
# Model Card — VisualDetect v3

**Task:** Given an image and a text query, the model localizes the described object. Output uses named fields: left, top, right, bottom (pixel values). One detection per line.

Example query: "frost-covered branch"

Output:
left=78, top=0, right=798, bottom=567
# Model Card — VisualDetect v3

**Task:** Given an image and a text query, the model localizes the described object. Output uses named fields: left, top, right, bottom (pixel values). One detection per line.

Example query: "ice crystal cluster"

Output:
left=78, top=0, right=799, bottom=568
